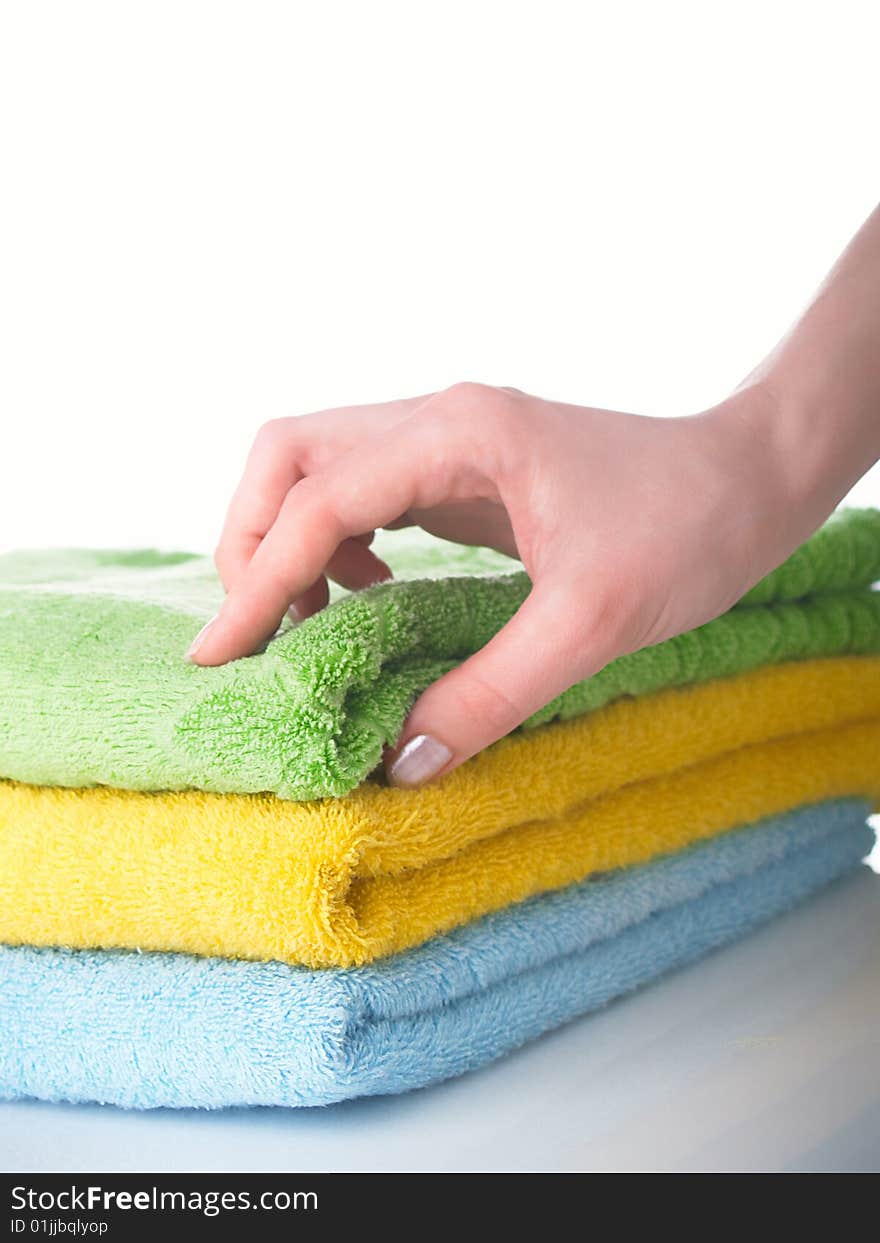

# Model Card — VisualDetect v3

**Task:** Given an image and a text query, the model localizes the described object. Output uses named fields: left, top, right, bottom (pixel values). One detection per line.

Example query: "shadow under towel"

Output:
left=0, top=800, right=872, bottom=1109
left=0, top=508, right=878, bottom=800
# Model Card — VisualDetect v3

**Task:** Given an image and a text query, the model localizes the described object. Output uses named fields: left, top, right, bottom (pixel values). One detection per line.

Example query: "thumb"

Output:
left=385, top=580, right=613, bottom=787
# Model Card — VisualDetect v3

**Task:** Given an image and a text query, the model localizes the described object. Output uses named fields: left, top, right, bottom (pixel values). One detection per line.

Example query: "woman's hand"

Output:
left=188, top=203, right=880, bottom=786
left=189, top=382, right=823, bottom=785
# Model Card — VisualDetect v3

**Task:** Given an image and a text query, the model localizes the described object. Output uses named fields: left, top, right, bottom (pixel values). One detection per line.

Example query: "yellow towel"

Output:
left=2, top=656, right=879, bottom=968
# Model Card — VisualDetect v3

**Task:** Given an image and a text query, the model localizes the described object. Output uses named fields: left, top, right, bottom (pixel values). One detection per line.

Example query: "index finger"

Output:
left=214, top=395, right=432, bottom=590
left=189, top=410, right=479, bottom=665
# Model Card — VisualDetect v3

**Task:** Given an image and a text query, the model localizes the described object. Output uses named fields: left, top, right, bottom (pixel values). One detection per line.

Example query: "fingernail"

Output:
left=388, top=734, right=453, bottom=788
left=186, top=615, right=217, bottom=661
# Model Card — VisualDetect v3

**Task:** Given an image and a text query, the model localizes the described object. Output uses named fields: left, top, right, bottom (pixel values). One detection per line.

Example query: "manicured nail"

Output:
left=186, top=615, right=217, bottom=661
left=388, top=734, right=453, bottom=787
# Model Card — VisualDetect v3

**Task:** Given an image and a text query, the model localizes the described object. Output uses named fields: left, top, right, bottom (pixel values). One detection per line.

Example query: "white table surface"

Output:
left=2, top=865, right=879, bottom=1174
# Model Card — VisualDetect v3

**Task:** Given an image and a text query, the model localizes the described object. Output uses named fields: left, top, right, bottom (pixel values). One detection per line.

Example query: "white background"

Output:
left=1, top=1, right=878, bottom=556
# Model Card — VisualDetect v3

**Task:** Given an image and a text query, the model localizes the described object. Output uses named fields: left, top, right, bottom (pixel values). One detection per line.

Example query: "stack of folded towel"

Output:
left=0, top=509, right=878, bottom=1109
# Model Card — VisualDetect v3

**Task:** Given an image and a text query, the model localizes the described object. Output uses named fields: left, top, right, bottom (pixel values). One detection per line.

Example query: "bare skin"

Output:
left=190, top=204, right=880, bottom=787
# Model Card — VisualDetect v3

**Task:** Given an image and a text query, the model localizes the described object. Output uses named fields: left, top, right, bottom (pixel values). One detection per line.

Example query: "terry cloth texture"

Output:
left=0, top=801, right=871, bottom=1109
left=2, top=656, right=879, bottom=967
left=0, top=508, right=878, bottom=800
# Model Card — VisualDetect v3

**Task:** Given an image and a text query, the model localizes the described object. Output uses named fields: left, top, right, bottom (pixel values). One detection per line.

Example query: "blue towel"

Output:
left=0, top=800, right=872, bottom=1110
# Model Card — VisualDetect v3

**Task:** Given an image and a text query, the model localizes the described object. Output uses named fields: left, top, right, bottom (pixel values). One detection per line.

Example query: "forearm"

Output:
left=736, top=203, right=880, bottom=520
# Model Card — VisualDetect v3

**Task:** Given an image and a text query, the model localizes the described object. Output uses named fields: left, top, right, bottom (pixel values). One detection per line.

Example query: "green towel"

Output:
left=1, top=509, right=878, bottom=801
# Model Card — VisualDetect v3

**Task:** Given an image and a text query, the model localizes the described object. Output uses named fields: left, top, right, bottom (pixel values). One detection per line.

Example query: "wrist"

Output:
left=710, top=375, right=864, bottom=534
left=733, top=323, right=880, bottom=511
left=692, top=384, right=836, bottom=580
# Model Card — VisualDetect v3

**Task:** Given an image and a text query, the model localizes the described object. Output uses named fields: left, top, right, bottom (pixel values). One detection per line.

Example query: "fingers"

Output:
left=324, top=537, right=391, bottom=591
left=385, top=579, right=621, bottom=786
left=215, top=425, right=305, bottom=591
left=287, top=575, right=330, bottom=621
left=289, top=538, right=392, bottom=620
left=214, top=396, right=430, bottom=590
left=191, top=412, right=479, bottom=665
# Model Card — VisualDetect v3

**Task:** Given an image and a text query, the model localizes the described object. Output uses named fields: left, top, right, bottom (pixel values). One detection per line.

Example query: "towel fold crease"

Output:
left=2, top=656, right=878, bottom=966
left=0, top=800, right=870, bottom=1109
